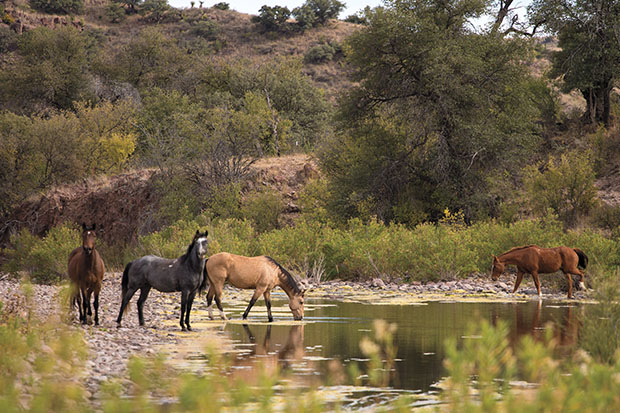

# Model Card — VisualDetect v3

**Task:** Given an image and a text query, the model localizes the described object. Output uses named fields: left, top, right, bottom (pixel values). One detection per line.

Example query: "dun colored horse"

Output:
left=68, top=223, right=105, bottom=325
left=116, top=230, right=209, bottom=331
left=205, top=252, right=306, bottom=321
left=491, top=245, right=588, bottom=298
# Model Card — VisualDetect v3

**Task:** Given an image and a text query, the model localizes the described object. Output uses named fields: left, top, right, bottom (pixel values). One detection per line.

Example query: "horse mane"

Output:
left=265, top=256, right=301, bottom=294
left=500, top=244, right=540, bottom=256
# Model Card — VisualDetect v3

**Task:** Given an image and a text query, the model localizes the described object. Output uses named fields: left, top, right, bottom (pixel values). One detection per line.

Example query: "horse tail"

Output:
left=199, top=259, right=209, bottom=295
left=574, top=248, right=588, bottom=269
left=121, top=262, right=131, bottom=315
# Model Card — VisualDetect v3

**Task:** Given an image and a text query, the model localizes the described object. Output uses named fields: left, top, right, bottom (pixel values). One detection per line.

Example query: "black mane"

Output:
left=265, top=256, right=301, bottom=294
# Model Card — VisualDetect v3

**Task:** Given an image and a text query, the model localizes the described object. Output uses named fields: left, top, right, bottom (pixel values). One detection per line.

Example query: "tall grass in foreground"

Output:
left=3, top=212, right=619, bottom=284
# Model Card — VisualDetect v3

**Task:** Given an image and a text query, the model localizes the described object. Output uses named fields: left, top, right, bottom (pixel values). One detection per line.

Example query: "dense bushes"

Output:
left=30, top=0, right=83, bottom=14
left=6, top=211, right=612, bottom=284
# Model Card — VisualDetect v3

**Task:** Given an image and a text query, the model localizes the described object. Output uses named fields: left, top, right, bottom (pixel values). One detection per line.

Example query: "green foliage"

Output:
left=0, top=25, right=17, bottom=54
left=105, top=1, right=127, bottom=23
left=29, top=0, right=83, bottom=14
left=94, top=27, right=190, bottom=91
left=293, top=0, right=345, bottom=29
left=2, top=224, right=81, bottom=283
left=213, top=2, right=229, bottom=10
left=140, top=0, right=170, bottom=23
left=0, top=26, right=94, bottom=111
left=0, top=101, right=136, bottom=215
left=252, top=5, right=291, bottom=32
left=188, top=20, right=219, bottom=39
left=240, top=189, right=283, bottom=233
left=579, top=267, right=620, bottom=365
left=0, top=287, right=89, bottom=411
left=304, top=41, right=341, bottom=64
left=322, top=0, right=547, bottom=224
left=523, top=150, right=597, bottom=227
left=529, top=0, right=620, bottom=126
left=442, top=316, right=620, bottom=411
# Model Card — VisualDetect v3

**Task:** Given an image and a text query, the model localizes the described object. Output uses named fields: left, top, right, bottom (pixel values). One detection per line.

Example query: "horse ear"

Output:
left=92, top=223, right=96, bottom=230
left=204, top=229, right=209, bottom=237
left=82, top=222, right=87, bottom=231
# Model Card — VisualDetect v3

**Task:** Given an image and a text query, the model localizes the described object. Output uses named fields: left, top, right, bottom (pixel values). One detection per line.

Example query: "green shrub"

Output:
left=240, top=189, right=283, bottom=233
left=523, top=150, right=597, bottom=227
left=252, top=5, right=291, bottom=32
left=29, top=0, right=83, bottom=14
left=105, top=2, right=127, bottom=23
left=304, top=42, right=341, bottom=64
left=189, top=20, right=219, bottom=39
left=212, top=2, right=229, bottom=10
left=2, top=224, right=81, bottom=283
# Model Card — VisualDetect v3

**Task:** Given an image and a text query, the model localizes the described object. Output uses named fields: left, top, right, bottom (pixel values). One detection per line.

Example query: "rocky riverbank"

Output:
left=0, top=271, right=588, bottom=399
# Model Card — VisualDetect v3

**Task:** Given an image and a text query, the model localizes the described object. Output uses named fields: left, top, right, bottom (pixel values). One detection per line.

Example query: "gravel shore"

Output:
left=0, top=270, right=588, bottom=398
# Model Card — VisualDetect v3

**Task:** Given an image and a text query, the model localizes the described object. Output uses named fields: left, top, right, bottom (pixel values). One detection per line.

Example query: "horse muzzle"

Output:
left=83, top=247, right=93, bottom=255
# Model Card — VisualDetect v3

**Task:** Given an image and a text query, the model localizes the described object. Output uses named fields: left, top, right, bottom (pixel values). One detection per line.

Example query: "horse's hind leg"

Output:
left=206, top=287, right=214, bottom=320
left=563, top=272, right=574, bottom=299
left=116, top=287, right=138, bottom=327
left=136, top=286, right=151, bottom=326
left=264, top=291, right=273, bottom=322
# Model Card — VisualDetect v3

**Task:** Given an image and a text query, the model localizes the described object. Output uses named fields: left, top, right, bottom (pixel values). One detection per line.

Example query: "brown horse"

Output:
left=491, top=245, right=588, bottom=298
left=205, top=252, right=306, bottom=321
left=68, top=223, right=105, bottom=325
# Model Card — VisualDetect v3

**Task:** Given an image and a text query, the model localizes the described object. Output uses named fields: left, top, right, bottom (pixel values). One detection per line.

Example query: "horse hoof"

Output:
left=116, top=323, right=122, bottom=329
left=181, top=326, right=187, bottom=331
left=268, top=318, right=274, bottom=322
left=187, top=326, right=192, bottom=331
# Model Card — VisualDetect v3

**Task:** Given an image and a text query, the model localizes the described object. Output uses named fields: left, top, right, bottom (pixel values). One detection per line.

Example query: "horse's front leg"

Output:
left=81, top=288, right=89, bottom=324
left=512, top=270, right=524, bottom=294
left=180, top=290, right=189, bottom=331
left=93, top=291, right=100, bottom=326
left=243, top=288, right=265, bottom=320
left=185, top=291, right=197, bottom=331
left=137, top=286, right=151, bottom=326
left=264, top=290, right=273, bottom=322
left=531, top=271, right=542, bottom=297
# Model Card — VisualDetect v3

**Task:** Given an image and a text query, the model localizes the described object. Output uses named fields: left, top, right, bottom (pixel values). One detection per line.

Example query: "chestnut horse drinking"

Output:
left=68, top=223, right=105, bottom=325
left=491, top=245, right=588, bottom=298
left=205, top=253, right=306, bottom=321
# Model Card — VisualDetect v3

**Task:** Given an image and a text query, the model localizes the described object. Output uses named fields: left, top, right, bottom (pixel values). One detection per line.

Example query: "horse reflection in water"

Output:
left=492, top=301, right=579, bottom=353
left=230, top=324, right=306, bottom=384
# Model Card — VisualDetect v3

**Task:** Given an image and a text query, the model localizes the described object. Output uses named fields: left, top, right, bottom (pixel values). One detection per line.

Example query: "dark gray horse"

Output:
left=116, top=229, right=209, bottom=331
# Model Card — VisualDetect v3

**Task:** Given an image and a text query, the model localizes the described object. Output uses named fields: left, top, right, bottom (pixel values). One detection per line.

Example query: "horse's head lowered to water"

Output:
left=289, top=290, right=305, bottom=321
left=81, top=223, right=97, bottom=256
left=491, top=255, right=505, bottom=280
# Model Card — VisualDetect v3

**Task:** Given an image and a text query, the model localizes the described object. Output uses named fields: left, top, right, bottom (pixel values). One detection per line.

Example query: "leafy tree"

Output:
left=94, top=27, right=190, bottom=91
left=320, top=0, right=549, bottom=224
left=30, top=0, right=83, bottom=14
left=112, top=0, right=142, bottom=14
left=105, top=1, right=127, bottom=22
left=252, top=5, right=291, bottom=32
left=195, top=57, right=331, bottom=150
left=523, top=150, right=597, bottom=227
left=528, top=0, right=620, bottom=126
left=141, top=0, right=170, bottom=23
left=293, top=0, right=345, bottom=29
left=0, top=101, right=137, bottom=214
left=213, top=2, right=229, bottom=10
left=0, top=26, right=94, bottom=112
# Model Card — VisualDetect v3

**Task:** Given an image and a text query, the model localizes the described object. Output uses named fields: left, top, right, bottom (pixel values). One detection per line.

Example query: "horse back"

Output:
left=207, top=252, right=275, bottom=289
